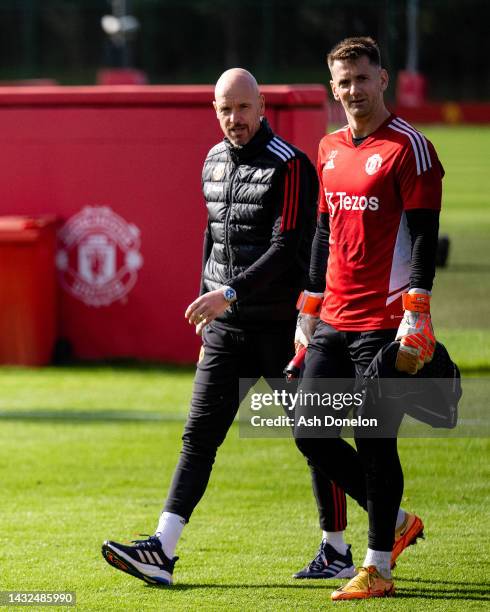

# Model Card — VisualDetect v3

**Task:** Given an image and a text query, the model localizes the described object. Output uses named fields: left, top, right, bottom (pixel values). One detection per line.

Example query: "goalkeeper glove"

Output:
left=294, top=291, right=323, bottom=350
left=395, top=290, right=435, bottom=375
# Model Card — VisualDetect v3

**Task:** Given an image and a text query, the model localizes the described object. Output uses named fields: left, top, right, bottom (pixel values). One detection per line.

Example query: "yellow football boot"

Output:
left=331, top=565, right=394, bottom=600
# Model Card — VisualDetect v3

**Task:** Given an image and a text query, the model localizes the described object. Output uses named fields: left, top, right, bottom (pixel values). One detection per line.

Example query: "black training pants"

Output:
left=164, top=319, right=346, bottom=531
left=294, top=321, right=404, bottom=551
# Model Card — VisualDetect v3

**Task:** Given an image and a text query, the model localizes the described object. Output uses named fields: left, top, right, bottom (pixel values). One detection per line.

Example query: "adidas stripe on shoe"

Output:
left=102, top=535, right=177, bottom=585
left=293, top=541, right=357, bottom=579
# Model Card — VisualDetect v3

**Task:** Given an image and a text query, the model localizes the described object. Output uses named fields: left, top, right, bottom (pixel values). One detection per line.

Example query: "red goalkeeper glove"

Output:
left=395, top=291, right=435, bottom=375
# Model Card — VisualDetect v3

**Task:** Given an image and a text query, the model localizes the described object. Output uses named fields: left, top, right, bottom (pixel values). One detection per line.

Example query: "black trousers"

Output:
left=164, top=319, right=346, bottom=531
left=294, top=321, right=404, bottom=551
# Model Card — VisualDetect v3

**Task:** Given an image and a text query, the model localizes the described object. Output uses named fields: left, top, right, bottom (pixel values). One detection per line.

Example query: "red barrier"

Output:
left=391, top=102, right=490, bottom=124
left=329, top=101, right=490, bottom=125
left=0, top=85, right=327, bottom=363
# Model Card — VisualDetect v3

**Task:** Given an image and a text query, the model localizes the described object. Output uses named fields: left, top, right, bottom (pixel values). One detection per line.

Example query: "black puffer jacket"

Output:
left=201, top=119, right=318, bottom=325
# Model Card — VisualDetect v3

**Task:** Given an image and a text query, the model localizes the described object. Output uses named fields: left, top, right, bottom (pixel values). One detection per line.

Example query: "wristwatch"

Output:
left=222, top=286, right=237, bottom=303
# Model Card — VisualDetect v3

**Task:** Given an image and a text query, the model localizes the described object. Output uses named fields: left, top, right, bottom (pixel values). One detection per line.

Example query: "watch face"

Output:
left=224, top=288, right=236, bottom=301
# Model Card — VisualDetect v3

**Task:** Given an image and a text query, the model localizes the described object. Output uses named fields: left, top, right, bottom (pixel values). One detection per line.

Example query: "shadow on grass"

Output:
left=0, top=410, right=185, bottom=424
left=53, top=360, right=195, bottom=374
left=144, top=583, right=328, bottom=591
left=396, top=576, right=490, bottom=588
left=142, top=580, right=490, bottom=601
left=395, top=576, right=490, bottom=600
left=396, top=590, right=489, bottom=601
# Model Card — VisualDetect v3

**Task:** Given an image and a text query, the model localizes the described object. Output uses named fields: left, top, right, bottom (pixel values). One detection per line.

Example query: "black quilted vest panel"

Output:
left=201, top=120, right=312, bottom=325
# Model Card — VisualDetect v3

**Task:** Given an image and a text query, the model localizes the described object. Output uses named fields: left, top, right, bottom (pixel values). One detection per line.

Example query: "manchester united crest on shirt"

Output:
left=365, top=153, right=383, bottom=175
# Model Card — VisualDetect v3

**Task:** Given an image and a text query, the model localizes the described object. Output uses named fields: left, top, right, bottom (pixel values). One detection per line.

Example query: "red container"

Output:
left=0, top=85, right=327, bottom=363
left=0, top=216, right=57, bottom=365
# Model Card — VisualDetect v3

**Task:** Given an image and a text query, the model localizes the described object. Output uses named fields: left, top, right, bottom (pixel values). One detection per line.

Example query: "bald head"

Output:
left=214, top=68, right=259, bottom=99
left=213, top=68, right=265, bottom=146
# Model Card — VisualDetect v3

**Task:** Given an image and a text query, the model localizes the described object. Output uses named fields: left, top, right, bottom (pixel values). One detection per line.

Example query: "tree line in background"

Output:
left=0, top=0, right=487, bottom=101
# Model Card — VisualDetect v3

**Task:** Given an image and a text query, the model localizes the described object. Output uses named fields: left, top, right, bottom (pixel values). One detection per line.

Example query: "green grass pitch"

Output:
left=0, top=125, right=489, bottom=610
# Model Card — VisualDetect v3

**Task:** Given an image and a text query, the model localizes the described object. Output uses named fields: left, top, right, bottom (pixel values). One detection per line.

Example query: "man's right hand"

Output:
left=185, top=287, right=233, bottom=335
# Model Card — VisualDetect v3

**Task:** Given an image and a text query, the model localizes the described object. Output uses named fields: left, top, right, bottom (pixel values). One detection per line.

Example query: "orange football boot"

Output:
left=331, top=565, right=394, bottom=600
left=391, top=512, right=424, bottom=568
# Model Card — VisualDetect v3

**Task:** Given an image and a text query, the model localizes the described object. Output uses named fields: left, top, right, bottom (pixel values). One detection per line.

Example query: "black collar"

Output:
left=352, top=134, right=369, bottom=147
left=225, top=118, right=273, bottom=163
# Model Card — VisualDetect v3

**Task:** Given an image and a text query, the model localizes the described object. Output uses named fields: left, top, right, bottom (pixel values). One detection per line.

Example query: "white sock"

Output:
left=322, top=530, right=348, bottom=556
left=155, top=511, right=186, bottom=559
left=363, top=548, right=392, bottom=577
left=395, top=508, right=406, bottom=530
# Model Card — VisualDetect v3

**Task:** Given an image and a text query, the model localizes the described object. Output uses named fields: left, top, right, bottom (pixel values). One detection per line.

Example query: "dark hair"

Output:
left=327, top=37, right=381, bottom=70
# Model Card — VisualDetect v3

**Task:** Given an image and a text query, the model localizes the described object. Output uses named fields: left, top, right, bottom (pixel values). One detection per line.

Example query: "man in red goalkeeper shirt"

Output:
left=294, top=36, right=443, bottom=600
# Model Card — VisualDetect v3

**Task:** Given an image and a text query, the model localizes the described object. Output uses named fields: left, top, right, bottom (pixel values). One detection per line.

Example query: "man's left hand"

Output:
left=294, top=290, right=323, bottom=352
left=295, top=314, right=319, bottom=353
left=185, top=289, right=231, bottom=332
left=395, top=291, right=435, bottom=374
